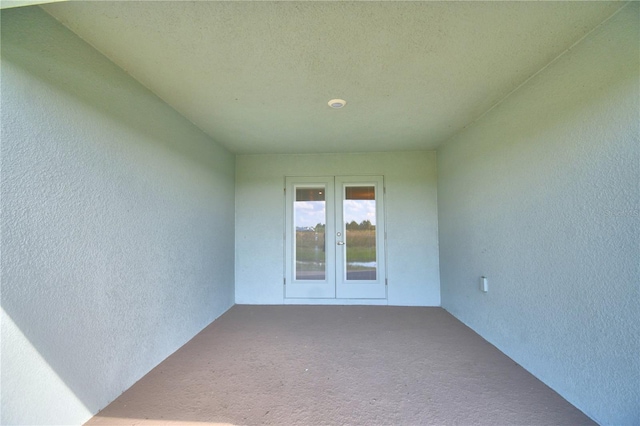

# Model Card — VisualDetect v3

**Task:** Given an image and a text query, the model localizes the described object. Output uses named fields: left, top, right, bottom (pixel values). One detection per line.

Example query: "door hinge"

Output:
left=283, top=277, right=286, bottom=286
left=385, top=278, right=388, bottom=286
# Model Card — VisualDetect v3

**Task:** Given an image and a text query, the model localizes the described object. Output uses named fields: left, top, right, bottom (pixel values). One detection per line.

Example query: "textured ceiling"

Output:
left=41, top=1, right=624, bottom=154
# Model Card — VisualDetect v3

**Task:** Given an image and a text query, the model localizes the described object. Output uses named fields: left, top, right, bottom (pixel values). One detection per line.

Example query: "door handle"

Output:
left=337, top=241, right=345, bottom=245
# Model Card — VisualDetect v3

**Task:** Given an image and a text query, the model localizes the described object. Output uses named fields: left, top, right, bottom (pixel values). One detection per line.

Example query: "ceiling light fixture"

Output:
left=328, top=99, right=346, bottom=109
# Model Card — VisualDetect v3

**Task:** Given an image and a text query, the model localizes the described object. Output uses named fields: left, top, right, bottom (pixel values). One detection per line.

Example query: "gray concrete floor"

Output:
left=86, top=305, right=594, bottom=425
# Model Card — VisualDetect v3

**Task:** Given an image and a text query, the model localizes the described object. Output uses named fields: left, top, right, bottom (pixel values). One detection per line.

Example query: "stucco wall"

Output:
left=437, top=5, right=639, bottom=425
left=1, top=7, right=235, bottom=425
left=235, top=152, right=440, bottom=306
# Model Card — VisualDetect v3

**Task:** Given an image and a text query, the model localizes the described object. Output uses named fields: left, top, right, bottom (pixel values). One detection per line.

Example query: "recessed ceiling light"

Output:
left=328, top=99, right=346, bottom=109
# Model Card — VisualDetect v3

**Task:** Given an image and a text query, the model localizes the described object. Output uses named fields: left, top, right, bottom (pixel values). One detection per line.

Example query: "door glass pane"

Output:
left=344, top=186, right=376, bottom=280
left=295, top=187, right=326, bottom=280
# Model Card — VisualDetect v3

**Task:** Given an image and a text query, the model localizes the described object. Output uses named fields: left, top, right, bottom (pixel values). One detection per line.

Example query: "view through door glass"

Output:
left=295, top=187, right=326, bottom=280
left=344, top=186, right=377, bottom=280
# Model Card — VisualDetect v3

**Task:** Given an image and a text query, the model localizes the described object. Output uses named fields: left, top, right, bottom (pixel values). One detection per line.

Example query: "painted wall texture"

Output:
left=437, top=5, right=639, bottom=425
left=235, top=152, right=440, bottom=306
left=1, top=7, right=235, bottom=425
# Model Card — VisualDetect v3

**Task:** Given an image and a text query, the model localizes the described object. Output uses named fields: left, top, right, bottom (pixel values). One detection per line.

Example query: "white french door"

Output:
left=285, top=176, right=386, bottom=299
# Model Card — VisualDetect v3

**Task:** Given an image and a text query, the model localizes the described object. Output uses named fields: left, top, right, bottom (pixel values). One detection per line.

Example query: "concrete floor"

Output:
left=86, top=305, right=594, bottom=425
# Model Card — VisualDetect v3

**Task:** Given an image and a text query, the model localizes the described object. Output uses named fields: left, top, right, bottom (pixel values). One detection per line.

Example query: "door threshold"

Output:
left=283, top=298, right=388, bottom=305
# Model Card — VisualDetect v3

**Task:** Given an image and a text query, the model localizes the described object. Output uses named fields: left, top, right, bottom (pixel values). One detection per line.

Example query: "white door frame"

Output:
left=335, top=176, right=386, bottom=299
left=284, top=176, right=387, bottom=300
left=284, top=177, right=336, bottom=298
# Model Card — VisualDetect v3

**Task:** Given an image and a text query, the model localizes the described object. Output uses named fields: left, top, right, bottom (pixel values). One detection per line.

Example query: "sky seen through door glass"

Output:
left=295, top=200, right=376, bottom=228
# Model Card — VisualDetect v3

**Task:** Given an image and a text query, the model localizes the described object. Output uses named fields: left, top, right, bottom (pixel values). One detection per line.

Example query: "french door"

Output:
left=285, top=176, right=386, bottom=299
